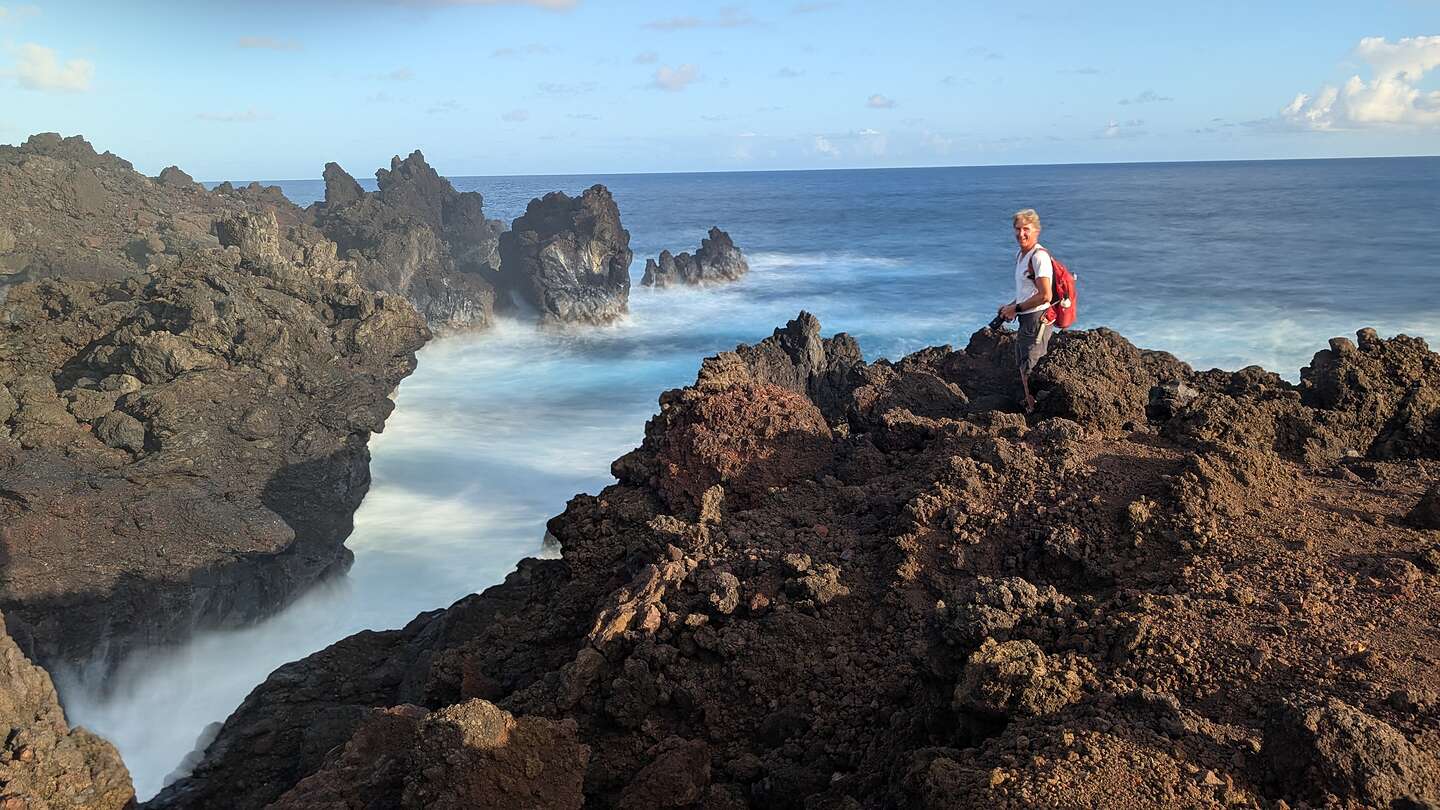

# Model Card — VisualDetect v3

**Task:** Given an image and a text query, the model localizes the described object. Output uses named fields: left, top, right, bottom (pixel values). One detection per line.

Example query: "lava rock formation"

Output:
left=149, top=315, right=1440, bottom=809
left=641, top=227, right=749, bottom=288
left=308, top=152, right=507, bottom=332
left=498, top=185, right=634, bottom=326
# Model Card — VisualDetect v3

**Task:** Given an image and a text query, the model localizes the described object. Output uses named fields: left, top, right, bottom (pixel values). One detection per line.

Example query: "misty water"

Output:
left=56, top=158, right=1440, bottom=799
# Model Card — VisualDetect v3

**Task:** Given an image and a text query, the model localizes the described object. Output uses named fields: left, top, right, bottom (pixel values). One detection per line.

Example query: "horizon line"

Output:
left=204, top=152, right=1440, bottom=186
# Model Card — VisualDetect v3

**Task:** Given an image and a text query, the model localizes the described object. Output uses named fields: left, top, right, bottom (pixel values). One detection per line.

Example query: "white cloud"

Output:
left=812, top=134, right=840, bottom=158
left=1283, top=35, right=1440, bottom=130
left=792, top=2, right=838, bottom=11
left=652, top=63, right=699, bottom=92
left=858, top=128, right=886, bottom=156
left=427, top=99, right=463, bottom=114
left=643, top=7, right=753, bottom=31
left=237, top=36, right=301, bottom=51
left=11, top=43, right=92, bottom=93
left=501, top=108, right=529, bottom=122
left=1102, top=118, right=1145, bottom=138
left=1119, top=89, right=1172, bottom=105
left=773, top=66, right=803, bottom=78
left=634, top=51, right=658, bottom=64
left=866, top=93, right=896, bottom=109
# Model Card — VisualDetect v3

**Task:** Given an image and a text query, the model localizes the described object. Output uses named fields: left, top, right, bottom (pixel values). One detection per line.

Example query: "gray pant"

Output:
left=1015, top=311, right=1053, bottom=374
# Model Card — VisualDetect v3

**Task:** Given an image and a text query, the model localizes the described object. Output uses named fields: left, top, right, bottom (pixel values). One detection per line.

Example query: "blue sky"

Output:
left=1, top=0, right=1436, bottom=179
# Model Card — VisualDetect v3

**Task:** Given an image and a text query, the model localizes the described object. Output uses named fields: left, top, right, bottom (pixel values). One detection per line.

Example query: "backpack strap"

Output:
left=1027, top=247, right=1050, bottom=280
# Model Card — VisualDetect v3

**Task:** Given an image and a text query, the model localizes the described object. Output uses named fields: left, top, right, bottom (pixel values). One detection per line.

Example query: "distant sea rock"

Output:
left=641, top=226, right=749, bottom=287
left=0, top=135, right=429, bottom=673
left=309, top=151, right=507, bottom=332
left=0, top=609, right=134, bottom=808
left=498, top=185, right=633, bottom=326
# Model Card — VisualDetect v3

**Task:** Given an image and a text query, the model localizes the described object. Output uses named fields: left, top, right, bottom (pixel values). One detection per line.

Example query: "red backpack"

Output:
left=1032, top=249, right=1077, bottom=328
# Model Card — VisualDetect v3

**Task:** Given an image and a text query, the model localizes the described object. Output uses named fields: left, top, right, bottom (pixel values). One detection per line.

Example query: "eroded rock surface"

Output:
left=309, top=152, right=506, bottom=332
left=1, top=610, right=134, bottom=808
left=1, top=181, right=427, bottom=672
left=153, top=316, right=1440, bottom=809
left=267, top=699, right=589, bottom=810
left=0, top=133, right=283, bottom=288
left=497, top=185, right=633, bottom=326
left=641, top=227, right=748, bottom=288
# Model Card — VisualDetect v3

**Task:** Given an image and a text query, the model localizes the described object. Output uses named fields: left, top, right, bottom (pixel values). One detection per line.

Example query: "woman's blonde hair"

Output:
left=1012, top=208, right=1041, bottom=229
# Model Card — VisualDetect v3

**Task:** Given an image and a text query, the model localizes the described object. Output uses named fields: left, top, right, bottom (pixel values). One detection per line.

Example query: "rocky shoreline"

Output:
left=145, top=315, right=1439, bottom=809
left=0, top=132, right=642, bottom=680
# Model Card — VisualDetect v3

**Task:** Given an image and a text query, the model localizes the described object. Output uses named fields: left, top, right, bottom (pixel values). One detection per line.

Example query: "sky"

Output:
left=0, top=0, right=1437, bottom=179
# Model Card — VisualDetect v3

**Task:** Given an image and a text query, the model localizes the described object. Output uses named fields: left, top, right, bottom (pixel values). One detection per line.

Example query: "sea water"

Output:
left=58, top=158, right=1440, bottom=799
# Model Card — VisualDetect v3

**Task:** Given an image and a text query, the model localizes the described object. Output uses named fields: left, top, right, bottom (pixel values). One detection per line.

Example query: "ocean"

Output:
left=58, top=157, right=1440, bottom=799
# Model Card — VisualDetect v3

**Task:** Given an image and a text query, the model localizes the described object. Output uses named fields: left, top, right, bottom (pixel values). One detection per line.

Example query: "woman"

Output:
left=996, top=208, right=1053, bottom=413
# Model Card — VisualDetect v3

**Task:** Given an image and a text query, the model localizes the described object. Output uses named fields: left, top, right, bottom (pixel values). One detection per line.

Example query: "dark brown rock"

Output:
left=953, top=639, right=1082, bottom=718
left=497, top=185, right=633, bottom=325
left=156, top=165, right=197, bottom=189
left=0, top=175, right=428, bottom=673
left=0, top=610, right=134, bottom=808
left=1264, top=696, right=1440, bottom=808
left=1410, top=484, right=1440, bottom=529
left=1300, top=328, right=1440, bottom=458
left=692, top=311, right=863, bottom=421
left=310, top=151, right=505, bottom=332
left=140, top=314, right=1440, bottom=810
left=641, top=227, right=749, bottom=287
left=1029, top=327, right=1191, bottom=432
left=617, top=737, right=712, bottom=809
left=650, top=383, right=833, bottom=513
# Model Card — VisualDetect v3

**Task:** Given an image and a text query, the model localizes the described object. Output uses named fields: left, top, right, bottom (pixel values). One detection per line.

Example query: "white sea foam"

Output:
left=746, top=250, right=904, bottom=270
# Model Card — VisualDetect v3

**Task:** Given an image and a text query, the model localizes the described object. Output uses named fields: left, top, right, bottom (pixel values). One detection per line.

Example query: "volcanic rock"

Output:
left=155, top=165, right=197, bottom=189
left=1029, top=327, right=1190, bottom=433
left=1264, top=696, right=1440, bottom=807
left=0, top=610, right=134, bottom=808
left=143, top=315, right=1440, bottom=810
left=497, top=185, right=633, bottom=326
left=263, top=698, right=589, bottom=810
left=953, top=638, right=1082, bottom=718
left=0, top=198, right=428, bottom=672
left=641, top=226, right=749, bottom=287
left=1299, top=329, right=1440, bottom=458
left=0, top=133, right=267, bottom=286
left=309, top=151, right=506, bottom=331
left=692, top=310, right=864, bottom=420
left=1408, top=483, right=1440, bottom=529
